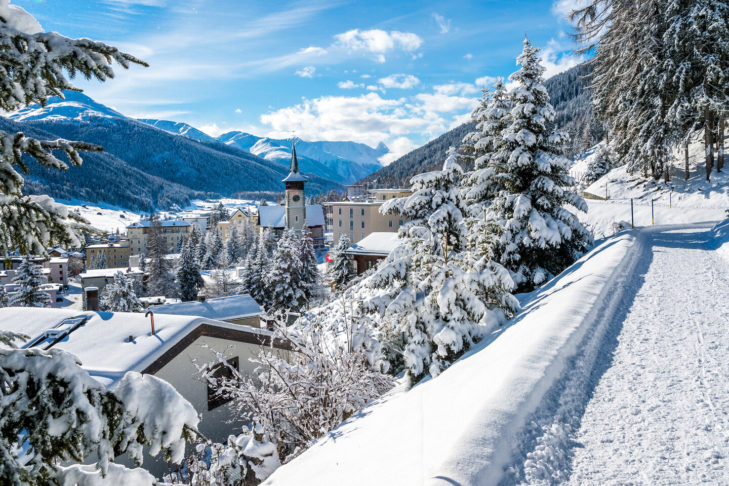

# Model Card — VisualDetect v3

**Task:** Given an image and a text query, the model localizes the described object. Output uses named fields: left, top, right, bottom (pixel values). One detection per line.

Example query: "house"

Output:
left=85, top=241, right=131, bottom=269
left=345, top=232, right=401, bottom=274
left=152, top=294, right=265, bottom=328
left=216, top=207, right=256, bottom=241
left=79, top=267, right=144, bottom=309
left=0, top=307, right=292, bottom=475
left=127, top=220, right=191, bottom=256
left=48, top=257, right=69, bottom=286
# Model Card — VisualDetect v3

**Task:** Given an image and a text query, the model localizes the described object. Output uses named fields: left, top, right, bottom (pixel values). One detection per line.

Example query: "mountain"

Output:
left=360, top=62, right=603, bottom=188
left=6, top=92, right=344, bottom=211
left=138, top=118, right=389, bottom=185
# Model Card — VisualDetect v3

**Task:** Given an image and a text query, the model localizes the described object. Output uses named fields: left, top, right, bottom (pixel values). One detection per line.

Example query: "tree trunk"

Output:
left=664, top=162, right=670, bottom=182
left=719, top=113, right=725, bottom=172
left=706, top=108, right=714, bottom=181
left=685, top=142, right=690, bottom=180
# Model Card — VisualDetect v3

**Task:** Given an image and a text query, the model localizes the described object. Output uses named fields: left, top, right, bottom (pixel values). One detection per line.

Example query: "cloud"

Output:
left=475, top=75, right=500, bottom=87
left=378, top=74, right=420, bottom=89
left=414, top=93, right=477, bottom=114
left=551, top=0, right=592, bottom=21
left=432, top=13, right=451, bottom=34
left=338, top=80, right=363, bottom=89
left=295, top=66, right=316, bottom=78
left=539, top=38, right=585, bottom=78
left=433, top=82, right=479, bottom=96
left=334, top=29, right=423, bottom=62
left=464, top=53, right=473, bottom=60
left=379, top=137, right=418, bottom=165
left=361, top=74, right=372, bottom=79
left=235, top=108, right=242, bottom=114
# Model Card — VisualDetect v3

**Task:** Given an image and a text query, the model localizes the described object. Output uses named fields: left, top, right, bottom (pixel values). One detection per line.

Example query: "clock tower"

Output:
left=282, top=141, right=307, bottom=230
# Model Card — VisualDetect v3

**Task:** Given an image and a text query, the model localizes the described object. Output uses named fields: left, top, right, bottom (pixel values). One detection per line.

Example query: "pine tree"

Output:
left=0, top=286, right=7, bottom=308
left=248, top=233, right=271, bottom=309
left=0, top=5, right=146, bottom=257
left=267, top=229, right=305, bottom=312
left=146, top=214, right=174, bottom=297
left=99, top=271, right=142, bottom=312
left=226, top=225, right=240, bottom=264
left=95, top=251, right=107, bottom=270
left=328, top=235, right=355, bottom=292
left=486, top=39, right=592, bottom=292
left=177, top=238, right=204, bottom=302
left=296, top=224, right=319, bottom=307
left=203, top=228, right=224, bottom=270
left=195, top=235, right=207, bottom=268
left=584, top=143, right=616, bottom=184
left=9, top=258, right=50, bottom=307
left=368, top=150, right=519, bottom=379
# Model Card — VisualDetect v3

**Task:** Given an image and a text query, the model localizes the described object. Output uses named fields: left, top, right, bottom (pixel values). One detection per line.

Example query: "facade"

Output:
left=344, top=232, right=400, bottom=274
left=325, top=201, right=405, bottom=246
left=127, top=220, right=191, bottom=256
left=48, top=257, right=69, bottom=286
left=181, top=214, right=209, bottom=234
left=85, top=241, right=131, bottom=269
left=217, top=208, right=256, bottom=241
left=369, top=188, right=413, bottom=201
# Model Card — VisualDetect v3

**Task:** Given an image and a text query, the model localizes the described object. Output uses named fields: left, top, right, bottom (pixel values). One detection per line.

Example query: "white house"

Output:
left=345, top=232, right=401, bottom=274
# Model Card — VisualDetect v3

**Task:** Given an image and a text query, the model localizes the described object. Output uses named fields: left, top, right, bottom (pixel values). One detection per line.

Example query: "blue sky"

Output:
left=17, top=0, right=584, bottom=162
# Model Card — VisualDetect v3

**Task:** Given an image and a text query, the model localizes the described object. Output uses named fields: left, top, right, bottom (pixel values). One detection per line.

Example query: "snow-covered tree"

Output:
left=0, top=336, right=199, bottom=485
left=296, top=224, right=319, bottom=307
left=370, top=150, right=519, bottom=379
left=486, top=39, right=592, bottom=292
left=0, top=1, right=145, bottom=257
left=328, top=235, right=355, bottom=292
left=0, top=286, right=7, bottom=307
left=247, top=234, right=271, bottom=309
left=225, top=225, right=240, bottom=264
left=177, top=237, right=204, bottom=302
left=584, top=143, right=616, bottom=183
left=195, top=235, right=208, bottom=268
left=205, top=317, right=393, bottom=467
left=99, top=270, right=142, bottom=312
left=267, top=228, right=305, bottom=312
left=203, top=228, right=224, bottom=270
left=93, top=250, right=107, bottom=270
left=9, top=258, right=50, bottom=307
left=146, top=214, right=174, bottom=297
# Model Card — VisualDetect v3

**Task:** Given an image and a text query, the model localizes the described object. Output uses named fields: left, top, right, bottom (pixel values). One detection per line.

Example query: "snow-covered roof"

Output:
left=85, top=243, right=129, bottom=249
left=49, top=258, right=68, bottom=264
left=127, top=220, right=190, bottom=228
left=152, top=294, right=264, bottom=320
left=258, top=205, right=325, bottom=228
left=346, top=232, right=401, bottom=256
left=0, top=307, right=274, bottom=386
left=80, top=267, right=143, bottom=279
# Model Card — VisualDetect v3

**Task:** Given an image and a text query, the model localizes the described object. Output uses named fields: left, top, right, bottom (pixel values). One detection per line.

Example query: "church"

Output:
left=256, top=142, right=326, bottom=247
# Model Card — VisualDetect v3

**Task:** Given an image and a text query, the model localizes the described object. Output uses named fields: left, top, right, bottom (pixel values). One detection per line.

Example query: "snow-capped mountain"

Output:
left=10, top=90, right=125, bottom=122
left=137, top=118, right=217, bottom=143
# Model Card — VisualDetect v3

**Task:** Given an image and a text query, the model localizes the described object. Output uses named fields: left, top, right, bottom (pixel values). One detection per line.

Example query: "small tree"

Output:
left=267, top=229, right=304, bottom=312
left=225, top=225, right=240, bottom=264
left=146, top=214, right=174, bottom=297
left=328, top=235, right=355, bottom=292
left=584, top=143, right=616, bottom=184
left=99, top=271, right=142, bottom=312
left=9, top=258, right=50, bottom=307
left=296, top=224, right=320, bottom=307
left=203, top=228, right=224, bottom=270
left=177, top=237, right=204, bottom=302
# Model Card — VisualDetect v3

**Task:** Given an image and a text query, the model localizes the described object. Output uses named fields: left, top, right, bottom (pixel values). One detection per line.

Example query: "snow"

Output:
left=153, top=294, right=263, bottom=320
left=345, top=232, right=400, bottom=256
left=0, top=0, right=42, bottom=34
left=0, top=307, right=272, bottom=386
left=264, top=227, right=640, bottom=485
left=79, top=267, right=143, bottom=279
left=56, top=200, right=141, bottom=234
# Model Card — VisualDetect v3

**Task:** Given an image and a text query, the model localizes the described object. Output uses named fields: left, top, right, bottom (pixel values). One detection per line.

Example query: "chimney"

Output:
left=145, top=310, right=155, bottom=335
left=84, top=287, right=99, bottom=311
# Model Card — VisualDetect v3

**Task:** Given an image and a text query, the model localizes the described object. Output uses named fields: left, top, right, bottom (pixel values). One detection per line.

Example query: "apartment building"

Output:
left=127, top=220, right=191, bottom=256
left=323, top=188, right=412, bottom=245
left=85, top=241, right=131, bottom=269
left=217, top=208, right=256, bottom=241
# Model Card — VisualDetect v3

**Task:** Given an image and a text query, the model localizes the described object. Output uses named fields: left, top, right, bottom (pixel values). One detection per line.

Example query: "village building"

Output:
left=127, top=220, right=191, bottom=256
left=345, top=232, right=401, bottom=274
left=152, top=294, right=265, bottom=328
left=48, top=257, right=69, bottom=286
left=216, top=207, right=256, bottom=241
left=0, top=307, right=292, bottom=475
left=79, top=267, right=145, bottom=309
left=85, top=241, right=131, bottom=269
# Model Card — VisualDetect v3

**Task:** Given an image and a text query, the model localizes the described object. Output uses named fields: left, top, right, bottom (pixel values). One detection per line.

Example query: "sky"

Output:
left=16, top=0, right=585, bottom=163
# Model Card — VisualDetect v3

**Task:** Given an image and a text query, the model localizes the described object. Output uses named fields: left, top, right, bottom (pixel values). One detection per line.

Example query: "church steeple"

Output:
left=283, top=140, right=307, bottom=230
left=282, top=140, right=307, bottom=184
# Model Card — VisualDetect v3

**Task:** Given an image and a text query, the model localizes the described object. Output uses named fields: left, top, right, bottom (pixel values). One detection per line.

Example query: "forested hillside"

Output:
left=361, top=62, right=602, bottom=187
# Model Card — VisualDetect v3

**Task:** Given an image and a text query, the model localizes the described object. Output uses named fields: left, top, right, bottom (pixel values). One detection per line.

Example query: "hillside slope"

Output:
left=360, top=62, right=602, bottom=188
left=6, top=92, right=343, bottom=210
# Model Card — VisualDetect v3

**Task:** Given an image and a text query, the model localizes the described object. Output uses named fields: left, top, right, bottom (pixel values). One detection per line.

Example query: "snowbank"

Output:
left=264, top=231, right=643, bottom=486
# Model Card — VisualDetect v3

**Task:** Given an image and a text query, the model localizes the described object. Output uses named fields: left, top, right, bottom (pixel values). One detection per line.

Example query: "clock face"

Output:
left=292, top=194, right=301, bottom=202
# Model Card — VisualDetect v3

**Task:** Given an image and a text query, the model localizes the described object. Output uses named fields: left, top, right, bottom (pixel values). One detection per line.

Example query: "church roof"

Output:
left=282, top=141, right=308, bottom=183
left=259, top=205, right=324, bottom=228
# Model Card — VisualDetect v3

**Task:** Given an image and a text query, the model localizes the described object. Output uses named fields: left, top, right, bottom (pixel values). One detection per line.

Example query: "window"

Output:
left=361, top=232, right=365, bottom=239
left=399, top=220, right=403, bottom=225
left=338, top=208, right=342, bottom=215
left=349, top=221, right=354, bottom=230
left=207, top=356, right=239, bottom=410
left=361, top=221, right=365, bottom=229
left=349, top=208, right=353, bottom=218
left=338, top=220, right=342, bottom=227
left=361, top=208, right=365, bottom=216
left=389, top=220, right=393, bottom=228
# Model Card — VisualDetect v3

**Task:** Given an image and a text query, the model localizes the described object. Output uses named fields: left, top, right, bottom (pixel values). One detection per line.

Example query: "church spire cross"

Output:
left=290, top=139, right=299, bottom=174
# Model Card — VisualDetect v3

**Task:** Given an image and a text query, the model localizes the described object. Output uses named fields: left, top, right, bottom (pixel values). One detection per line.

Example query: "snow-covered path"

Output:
left=564, top=225, right=729, bottom=484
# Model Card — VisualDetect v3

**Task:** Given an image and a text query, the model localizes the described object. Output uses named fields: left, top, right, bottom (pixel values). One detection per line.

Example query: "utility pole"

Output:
left=631, top=198, right=634, bottom=228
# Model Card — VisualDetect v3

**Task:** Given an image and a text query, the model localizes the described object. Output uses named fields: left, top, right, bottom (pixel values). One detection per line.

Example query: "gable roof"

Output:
left=152, top=294, right=263, bottom=320
left=346, top=232, right=401, bottom=256
left=258, top=205, right=325, bottom=228
left=0, top=307, right=278, bottom=386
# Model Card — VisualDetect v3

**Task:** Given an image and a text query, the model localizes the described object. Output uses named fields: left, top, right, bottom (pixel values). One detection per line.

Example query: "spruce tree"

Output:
left=297, top=224, right=319, bottom=307
left=368, top=151, right=519, bottom=379
left=328, top=235, right=355, bottom=292
left=195, top=235, right=207, bottom=268
left=584, top=143, right=616, bottom=184
left=487, top=39, right=591, bottom=292
left=0, top=286, right=7, bottom=307
left=9, top=258, right=50, bottom=307
left=248, top=233, right=271, bottom=309
left=267, top=229, right=305, bottom=312
left=176, top=238, right=204, bottom=302
left=203, top=228, right=223, bottom=270
left=146, top=214, right=174, bottom=297
left=99, top=271, right=142, bottom=312
left=226, top=225, right=240, bottom=264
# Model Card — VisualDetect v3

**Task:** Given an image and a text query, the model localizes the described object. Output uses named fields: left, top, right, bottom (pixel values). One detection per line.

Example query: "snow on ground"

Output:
left=57, top=200, right=141, bottom=234
left=265, top=228, right=641, bottom=486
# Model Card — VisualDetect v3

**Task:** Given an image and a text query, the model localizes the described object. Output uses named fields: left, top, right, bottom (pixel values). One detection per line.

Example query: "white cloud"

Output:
left=295, top=66, right=316, bottom=78
left=475, top=75, right=500, bottom=87
left=464, top=53, right=473, bottom=60
left=379, top=137, right=418, bottom=165
left=334, top=29, right=423, bottom=62
left=338, top=80, right=363, bottom=89
left=540, top=38, right=585, bottom=78
left=432, top=13, right=451, bottom=34
left=551, top=0, right=591, bottom=21
left=433, top=82, right=479, bottom=96
left=378, top=74, right=420, bottom=90
left=361, top=74, right=372, bottom=79
left=234, top=108, right=242, bottom=114
left=366, top=85, right=383, bottom=92
left=414, top=93, right=478, bottom=114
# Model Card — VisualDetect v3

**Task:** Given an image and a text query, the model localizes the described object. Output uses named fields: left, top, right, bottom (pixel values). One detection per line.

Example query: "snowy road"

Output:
left=564, top=225, right=729, bottom=484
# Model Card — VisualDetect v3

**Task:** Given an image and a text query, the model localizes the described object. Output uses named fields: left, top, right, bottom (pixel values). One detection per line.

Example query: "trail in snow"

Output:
left=502, top=223, right=729, bottom=485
